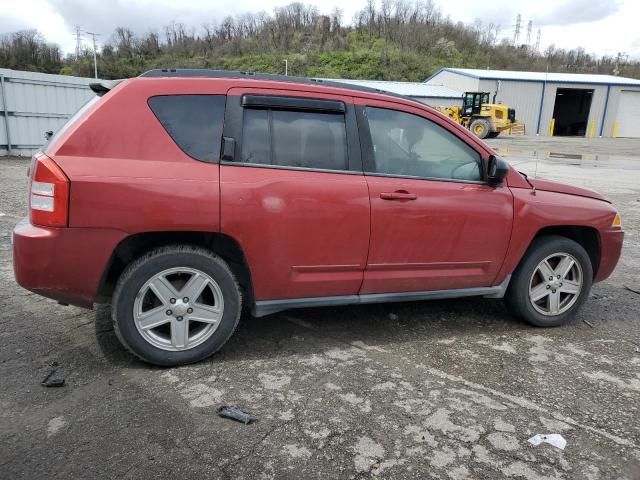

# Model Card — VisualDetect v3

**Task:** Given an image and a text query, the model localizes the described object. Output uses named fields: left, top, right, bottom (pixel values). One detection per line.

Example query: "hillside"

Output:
left=1, top=1, right=639, bottom=81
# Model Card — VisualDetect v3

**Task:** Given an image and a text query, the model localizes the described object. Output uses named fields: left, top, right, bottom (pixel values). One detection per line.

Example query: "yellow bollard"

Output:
left=612, top=121, right=619, bottom=138
left=588, top=120, right=595, bottom=138
left=549, top=118, right=556, bottom=136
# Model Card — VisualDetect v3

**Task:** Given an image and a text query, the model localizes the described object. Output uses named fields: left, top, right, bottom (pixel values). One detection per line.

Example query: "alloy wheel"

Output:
left=133, top=267, right=224, bottom=351
left=528, top=252, right=583, bottom=316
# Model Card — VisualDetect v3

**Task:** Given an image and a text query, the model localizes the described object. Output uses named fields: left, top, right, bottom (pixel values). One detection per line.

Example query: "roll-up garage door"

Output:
left=615, top=91, right=640, bottom=138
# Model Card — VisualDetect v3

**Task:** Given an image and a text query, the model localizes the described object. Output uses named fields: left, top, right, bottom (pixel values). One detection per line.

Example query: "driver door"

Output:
left=356, top=99, right=514, bottom=294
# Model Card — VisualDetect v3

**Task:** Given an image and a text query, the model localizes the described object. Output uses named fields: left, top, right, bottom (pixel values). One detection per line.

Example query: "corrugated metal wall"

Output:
left=478, top=79, right=542, bottom=136
left=412, top=97, right=462, bottom=109
left=425, top=70, right=479, bottom=93
left=0, top=68, right=97, bottom=156
left=601, top=86, right=640, bottom=137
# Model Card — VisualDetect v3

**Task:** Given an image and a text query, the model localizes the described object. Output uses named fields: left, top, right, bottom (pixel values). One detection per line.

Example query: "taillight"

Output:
left=30, top=153, right=69, bottom=227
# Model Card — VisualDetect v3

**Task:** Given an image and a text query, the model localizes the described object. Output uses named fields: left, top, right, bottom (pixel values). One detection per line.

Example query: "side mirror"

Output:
left=487, top=155, right=509, bottom=187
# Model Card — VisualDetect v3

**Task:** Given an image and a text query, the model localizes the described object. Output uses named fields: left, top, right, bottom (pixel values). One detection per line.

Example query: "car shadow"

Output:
left=94, top=298, right=530, bottom=368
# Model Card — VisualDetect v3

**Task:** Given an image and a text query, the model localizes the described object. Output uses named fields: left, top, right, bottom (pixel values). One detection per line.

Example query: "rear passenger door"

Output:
left=220, top=88, right=370, bottom=301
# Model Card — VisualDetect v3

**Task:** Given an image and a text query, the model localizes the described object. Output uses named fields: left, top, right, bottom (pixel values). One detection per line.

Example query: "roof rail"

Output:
left=138, top=68, right=411, bottom=101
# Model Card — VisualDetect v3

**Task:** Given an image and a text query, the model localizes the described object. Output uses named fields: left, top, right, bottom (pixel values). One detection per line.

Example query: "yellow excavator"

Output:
left=436, top=92, right=521, bottom=139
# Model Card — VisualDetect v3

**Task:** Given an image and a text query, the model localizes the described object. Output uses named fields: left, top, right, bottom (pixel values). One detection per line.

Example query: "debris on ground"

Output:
left=388, top=313, right=398, bottom=321
left=583, top=319, right=595, bottom=328
left=528, top=433, right=567, bottom=450
left=41, top=362, right=65, bottom=388
left=217, top=405, right=254, bottom=424
left=623, top=285, right=640, bottom=295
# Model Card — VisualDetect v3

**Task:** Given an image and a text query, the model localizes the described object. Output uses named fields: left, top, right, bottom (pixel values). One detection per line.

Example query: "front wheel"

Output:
left=112, top=246, right=242, bottom=366
left=505, top=236, right=593, bottom=327
left=470, top=119, right=491, bottom=139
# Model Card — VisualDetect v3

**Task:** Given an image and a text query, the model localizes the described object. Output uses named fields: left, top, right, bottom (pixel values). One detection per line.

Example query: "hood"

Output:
left=529, top=178, right=608, bottom=202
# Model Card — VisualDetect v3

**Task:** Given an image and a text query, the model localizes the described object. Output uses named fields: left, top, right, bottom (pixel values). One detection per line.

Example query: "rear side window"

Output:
left=240, top=108, right=348, bottom=171
left=148, top=95, right=225, bottom=162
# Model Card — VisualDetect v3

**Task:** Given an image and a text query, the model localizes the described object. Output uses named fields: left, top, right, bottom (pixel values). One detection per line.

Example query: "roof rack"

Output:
left=138, top=69, right=411, bottom=101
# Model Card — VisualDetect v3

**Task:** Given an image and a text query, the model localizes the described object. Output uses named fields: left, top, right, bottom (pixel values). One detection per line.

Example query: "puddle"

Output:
left=548, top=152, right=583, bottom=160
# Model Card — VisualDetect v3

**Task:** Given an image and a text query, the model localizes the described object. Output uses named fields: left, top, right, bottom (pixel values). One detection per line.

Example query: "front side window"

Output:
left=148, top=95, right=225, bottom=162
left=365, top=107, right=482, bottom=182
left=241, top=108, right=348, bottom=171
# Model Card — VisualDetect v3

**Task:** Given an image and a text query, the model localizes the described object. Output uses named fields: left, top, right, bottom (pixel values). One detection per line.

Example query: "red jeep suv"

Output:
left=13, top=69, right=623, bottom=366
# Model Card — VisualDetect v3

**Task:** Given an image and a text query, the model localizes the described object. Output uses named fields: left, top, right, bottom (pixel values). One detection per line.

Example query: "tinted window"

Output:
left=148, top=95, right=225, bottom=161
left=365, top=107, right=482, bottom=182
left=240, top=108, right=348, bottom=171
left=242, top=108, right=270, bottom=164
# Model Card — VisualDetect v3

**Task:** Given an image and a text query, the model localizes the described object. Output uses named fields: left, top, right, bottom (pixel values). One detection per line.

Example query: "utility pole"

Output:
left=513, top=14, right=521, bottom=46
left=74, top=25, right=83, bottom=59
left=284, top=59, right=288, bottom=76
left=535, top=29, right=541, bottom=53
left=526, top=20, right=532, bottom=48
left=84, top=31, right=100, bottom=78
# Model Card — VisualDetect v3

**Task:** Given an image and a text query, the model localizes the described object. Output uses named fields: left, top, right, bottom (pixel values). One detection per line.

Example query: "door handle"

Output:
left=380, top=191, right=417, bottom=200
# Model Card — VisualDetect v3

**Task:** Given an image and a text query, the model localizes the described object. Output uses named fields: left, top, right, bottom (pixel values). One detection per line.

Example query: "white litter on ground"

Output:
left=528, top=433, right=567, bottom=450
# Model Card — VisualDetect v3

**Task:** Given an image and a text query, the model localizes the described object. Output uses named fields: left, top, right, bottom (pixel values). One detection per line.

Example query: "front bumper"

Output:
left=12, top=218, right=126, bottom=308
left=594, top=228, right=624, bottom=283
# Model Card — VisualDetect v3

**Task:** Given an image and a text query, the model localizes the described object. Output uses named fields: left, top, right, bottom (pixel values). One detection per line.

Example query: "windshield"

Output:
left=44, top=95, right=101, bottom=153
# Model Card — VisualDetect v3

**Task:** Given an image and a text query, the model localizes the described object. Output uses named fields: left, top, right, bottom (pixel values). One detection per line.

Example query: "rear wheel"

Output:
left=470, top=118, right=491, bottom=139
left=112, top=246, right=242, bottom=366
left=505, top=236, right=592, bottom=327
left=487, top=131, right=500, bottom=138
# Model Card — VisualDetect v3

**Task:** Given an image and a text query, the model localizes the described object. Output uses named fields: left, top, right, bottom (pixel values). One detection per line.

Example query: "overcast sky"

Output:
left=1, top=0, right=639, bottom=60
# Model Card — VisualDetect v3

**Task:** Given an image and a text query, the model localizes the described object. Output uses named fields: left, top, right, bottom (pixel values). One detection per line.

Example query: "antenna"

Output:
left=531, top=153, right=538, bottom=195
left=531, top=68, right=548, bottom=195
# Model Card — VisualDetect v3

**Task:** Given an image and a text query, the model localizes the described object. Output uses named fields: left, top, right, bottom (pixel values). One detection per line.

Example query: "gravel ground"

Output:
left=1, top=137, right=639, bottom=479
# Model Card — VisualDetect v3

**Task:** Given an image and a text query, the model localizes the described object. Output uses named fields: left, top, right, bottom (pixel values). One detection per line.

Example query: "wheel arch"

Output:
left=97, top=231, right=255, bottom=312
left=530, top=225, right=601, bottom=278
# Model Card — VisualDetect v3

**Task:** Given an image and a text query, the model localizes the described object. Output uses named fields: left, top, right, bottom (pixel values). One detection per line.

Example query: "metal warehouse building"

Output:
left=425, top=68, right=640, bottom=138
left=328, top=79, right=463, bottom=108
left=0, top=68, right=96, bottom=156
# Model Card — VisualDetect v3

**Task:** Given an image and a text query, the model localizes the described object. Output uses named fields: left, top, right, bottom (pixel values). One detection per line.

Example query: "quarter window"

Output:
left=241, top=107, right=348, bottom=171
left=365, top=107, right=482, bottom=182
left=148, top=95, right=225, bottom=162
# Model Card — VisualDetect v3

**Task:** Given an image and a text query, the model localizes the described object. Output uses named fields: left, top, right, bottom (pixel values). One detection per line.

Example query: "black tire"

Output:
left=112, top=245, right=242, bottom=366
left=505, top=235, right=593, bottom=327
left=470, top=118, right=491, bottom=139
left=487, top=131, right=500, bottom=138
